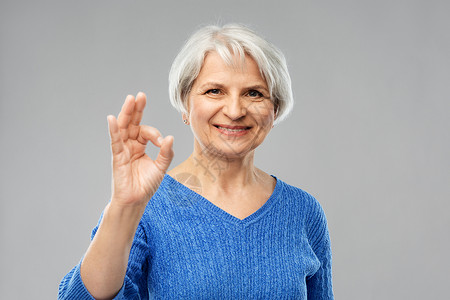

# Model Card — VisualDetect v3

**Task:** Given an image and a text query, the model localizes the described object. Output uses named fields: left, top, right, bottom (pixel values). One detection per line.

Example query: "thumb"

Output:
left=155, top=135, right=174, bottom=172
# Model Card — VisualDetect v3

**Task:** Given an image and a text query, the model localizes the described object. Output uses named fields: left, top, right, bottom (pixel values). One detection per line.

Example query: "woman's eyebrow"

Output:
left=245, top=85, right=270, bottom=94
left=199, top=82, right=269, bottom=91
left=198, top=82, right=226, bottom=90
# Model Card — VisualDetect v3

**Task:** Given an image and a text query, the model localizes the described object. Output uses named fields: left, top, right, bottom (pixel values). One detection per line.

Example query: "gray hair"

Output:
left=168, top=24, right=294, bottom=124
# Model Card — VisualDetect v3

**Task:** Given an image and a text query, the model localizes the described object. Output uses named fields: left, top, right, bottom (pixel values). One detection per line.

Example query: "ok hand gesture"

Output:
left=107, top=92, right=174, bottom=208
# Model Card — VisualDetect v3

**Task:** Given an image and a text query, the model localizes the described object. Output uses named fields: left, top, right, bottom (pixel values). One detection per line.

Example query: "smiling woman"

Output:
left=58, top=24, right=334, bottom=299
left=187, top=52, right=275, bottom=159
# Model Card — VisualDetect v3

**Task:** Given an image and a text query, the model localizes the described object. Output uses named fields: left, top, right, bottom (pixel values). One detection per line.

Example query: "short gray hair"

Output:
left=168, top=23, right=294, bottom=124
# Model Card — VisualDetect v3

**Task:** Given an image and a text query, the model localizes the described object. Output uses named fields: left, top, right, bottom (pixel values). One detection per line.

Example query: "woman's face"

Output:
left=187, top=51, right=275, bottom=159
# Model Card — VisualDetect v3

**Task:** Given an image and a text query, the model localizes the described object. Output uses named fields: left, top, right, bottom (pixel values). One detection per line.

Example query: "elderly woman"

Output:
left=59, top=24, right=333, bottom=299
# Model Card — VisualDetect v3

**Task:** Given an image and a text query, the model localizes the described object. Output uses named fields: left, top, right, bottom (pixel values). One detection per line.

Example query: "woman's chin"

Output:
left=208, top=144, right=256, bottom=160
left=193, top=135, right=261, bottom=161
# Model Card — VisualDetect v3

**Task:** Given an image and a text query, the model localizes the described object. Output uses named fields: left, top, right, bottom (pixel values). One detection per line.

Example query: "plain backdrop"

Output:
left=1, top=0, right=449, bottom=299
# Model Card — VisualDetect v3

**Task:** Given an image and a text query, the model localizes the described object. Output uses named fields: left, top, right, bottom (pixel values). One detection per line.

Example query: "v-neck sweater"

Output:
left=58, top=175, right=333, bottom=299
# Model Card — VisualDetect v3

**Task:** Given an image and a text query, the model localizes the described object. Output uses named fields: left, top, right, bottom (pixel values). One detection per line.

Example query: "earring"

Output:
left=183, top=119, right=188, bottom=125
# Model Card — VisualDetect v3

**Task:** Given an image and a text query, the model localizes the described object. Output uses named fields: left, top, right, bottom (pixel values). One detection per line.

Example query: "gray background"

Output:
left=1, top=0, right=449, bottom=299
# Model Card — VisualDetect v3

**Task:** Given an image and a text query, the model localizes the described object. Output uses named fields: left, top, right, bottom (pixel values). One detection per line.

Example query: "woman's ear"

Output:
left=273, top=102, right=279, bottom=121
left=182, top=113, right=190, bottom=125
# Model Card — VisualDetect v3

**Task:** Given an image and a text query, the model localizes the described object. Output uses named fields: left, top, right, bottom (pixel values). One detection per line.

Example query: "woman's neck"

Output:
left=168, top=144, right=265, bottom=194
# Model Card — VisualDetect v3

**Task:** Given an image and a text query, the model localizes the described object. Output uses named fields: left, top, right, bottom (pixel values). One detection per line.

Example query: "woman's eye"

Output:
left=206, top=89, right=220, bottom=95
left=248, top=90, right=263, bottom=98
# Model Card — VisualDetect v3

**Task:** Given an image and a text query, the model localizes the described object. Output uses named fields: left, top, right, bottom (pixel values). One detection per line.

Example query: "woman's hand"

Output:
left=79, top=92, right=173, bottom=299
left=107, top=92, right=174, bottom=209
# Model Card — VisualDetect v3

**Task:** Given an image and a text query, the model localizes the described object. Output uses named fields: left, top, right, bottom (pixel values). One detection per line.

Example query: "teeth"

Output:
left=217, top=126, right=247, bottom=132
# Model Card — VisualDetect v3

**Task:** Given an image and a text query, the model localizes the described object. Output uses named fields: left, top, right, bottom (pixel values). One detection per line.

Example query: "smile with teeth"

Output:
left=216, top=126, right=249, bottom=132
left=213, top=125, right=252, bottom=136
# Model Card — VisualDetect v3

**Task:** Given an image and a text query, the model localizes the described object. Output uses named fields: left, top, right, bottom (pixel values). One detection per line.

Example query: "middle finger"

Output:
left=128, top=92, right=147, bottom=139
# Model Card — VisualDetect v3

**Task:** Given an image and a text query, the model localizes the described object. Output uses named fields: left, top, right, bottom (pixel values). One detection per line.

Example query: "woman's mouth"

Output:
left=213, top=124, right=252, bottom=136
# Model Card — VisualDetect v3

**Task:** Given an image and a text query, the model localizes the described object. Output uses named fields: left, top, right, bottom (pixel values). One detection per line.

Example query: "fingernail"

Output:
left=157, top=137, right=163, bottom=144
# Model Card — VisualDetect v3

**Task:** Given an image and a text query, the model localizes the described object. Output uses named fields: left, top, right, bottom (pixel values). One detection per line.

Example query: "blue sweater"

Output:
left=59, top=175, right=333, bottom=299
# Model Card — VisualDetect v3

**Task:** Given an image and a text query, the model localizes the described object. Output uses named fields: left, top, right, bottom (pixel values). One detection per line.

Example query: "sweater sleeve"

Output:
left=305, top=196, right=334, bottom=300
left=58, top=214, right=150, bottom=300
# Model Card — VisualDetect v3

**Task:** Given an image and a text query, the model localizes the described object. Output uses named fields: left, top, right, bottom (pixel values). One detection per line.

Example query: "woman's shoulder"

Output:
left=275, top=177, right=321, bottom=209
left=275, top=176, right=328, bottom=227
left=142, top=174, right=198, bottom=216
left=276, top=177, right=330, bottom=242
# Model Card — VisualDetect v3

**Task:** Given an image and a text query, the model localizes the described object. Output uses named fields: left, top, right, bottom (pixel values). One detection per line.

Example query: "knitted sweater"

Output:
left=58, top=175, right=333, bottom=299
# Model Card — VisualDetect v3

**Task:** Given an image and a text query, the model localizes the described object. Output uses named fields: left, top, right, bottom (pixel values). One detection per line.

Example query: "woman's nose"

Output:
left=223, top=95, right=247, bottom=120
